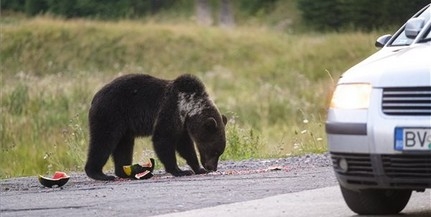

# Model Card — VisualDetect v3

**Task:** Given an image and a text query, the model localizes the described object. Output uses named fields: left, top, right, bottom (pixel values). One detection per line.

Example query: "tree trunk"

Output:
left=219, top=0, right=235, bottom=28
left=195, top=0, right=213, bottom=26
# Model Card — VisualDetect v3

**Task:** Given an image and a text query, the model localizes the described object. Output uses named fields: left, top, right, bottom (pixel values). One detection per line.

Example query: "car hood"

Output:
left=338, top=42, right=431, bottom=88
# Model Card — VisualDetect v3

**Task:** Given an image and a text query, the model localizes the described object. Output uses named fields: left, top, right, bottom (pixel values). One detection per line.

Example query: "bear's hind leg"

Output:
left=113, top=135, right=135, bottom=178
left=85, top=138, right=117, bottom=181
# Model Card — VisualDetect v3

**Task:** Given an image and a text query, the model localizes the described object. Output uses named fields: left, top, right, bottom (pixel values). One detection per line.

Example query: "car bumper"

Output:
left=326, top=88, right=431, bottom=190
left=330, top=152, right=431, bottom=190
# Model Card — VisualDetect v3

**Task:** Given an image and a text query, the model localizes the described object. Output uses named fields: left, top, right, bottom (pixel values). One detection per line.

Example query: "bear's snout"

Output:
left=203, top=157, right=219, bottom=172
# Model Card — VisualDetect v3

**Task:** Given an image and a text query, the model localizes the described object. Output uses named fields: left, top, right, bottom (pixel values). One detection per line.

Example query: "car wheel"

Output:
left=340, top=185, right=412, bottom=215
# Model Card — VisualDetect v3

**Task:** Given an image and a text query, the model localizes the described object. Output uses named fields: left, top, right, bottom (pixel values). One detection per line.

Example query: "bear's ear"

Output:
left=204, top=118, right=218, bottom=131
left=222, top=115, right=228, bottom=126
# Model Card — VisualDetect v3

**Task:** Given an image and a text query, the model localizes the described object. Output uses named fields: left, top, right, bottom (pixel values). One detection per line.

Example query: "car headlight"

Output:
left=330, top=83, right=372, bottom=109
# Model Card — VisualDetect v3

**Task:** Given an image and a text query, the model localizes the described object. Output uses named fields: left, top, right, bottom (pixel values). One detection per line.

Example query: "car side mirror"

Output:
left=405, top=17, right=425, bottom=39
left=375, top=34, right=392, bottom=48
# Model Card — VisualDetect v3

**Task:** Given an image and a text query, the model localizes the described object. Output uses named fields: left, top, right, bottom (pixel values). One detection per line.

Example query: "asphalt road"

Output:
left=155, top=186, right=431, bottom=217
left=1, top=164, right=430, bottom=217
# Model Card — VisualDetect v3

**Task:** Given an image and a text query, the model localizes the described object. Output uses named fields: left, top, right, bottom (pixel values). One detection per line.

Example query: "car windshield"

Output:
left=390, top=5, right=431, bottom=46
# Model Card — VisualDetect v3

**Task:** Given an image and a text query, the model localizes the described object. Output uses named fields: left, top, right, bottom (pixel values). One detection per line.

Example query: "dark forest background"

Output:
left=2, top=0, right=430, bottom=31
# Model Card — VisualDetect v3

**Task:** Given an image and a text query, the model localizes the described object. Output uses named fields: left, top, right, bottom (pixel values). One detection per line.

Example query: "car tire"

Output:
left=340, top=185, right=412, bottom=215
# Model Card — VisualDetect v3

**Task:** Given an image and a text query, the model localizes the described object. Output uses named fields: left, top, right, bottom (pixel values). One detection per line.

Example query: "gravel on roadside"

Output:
left=0, top=153, right=333, bottom=193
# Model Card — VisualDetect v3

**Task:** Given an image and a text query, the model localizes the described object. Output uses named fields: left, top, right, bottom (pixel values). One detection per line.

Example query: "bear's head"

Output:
left=186, top=112, right=228, bottom=172
left=174, top=74, right=228, bottom=172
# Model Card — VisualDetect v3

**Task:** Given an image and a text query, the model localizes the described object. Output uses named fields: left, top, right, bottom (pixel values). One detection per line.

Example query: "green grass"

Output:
left=0, top=17, right=381, bottom=178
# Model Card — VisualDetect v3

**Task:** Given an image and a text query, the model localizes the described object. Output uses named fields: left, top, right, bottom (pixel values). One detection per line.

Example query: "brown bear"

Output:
left=84, top=74, right=227, bottom=181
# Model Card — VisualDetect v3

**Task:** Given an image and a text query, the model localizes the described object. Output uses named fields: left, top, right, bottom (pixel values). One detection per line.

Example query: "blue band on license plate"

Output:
left=395, top=127, right=431, bottom=151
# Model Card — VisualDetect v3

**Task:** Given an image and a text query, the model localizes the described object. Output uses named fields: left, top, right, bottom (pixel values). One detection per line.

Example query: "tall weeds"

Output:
left=0, top=18, right=380, bottom=178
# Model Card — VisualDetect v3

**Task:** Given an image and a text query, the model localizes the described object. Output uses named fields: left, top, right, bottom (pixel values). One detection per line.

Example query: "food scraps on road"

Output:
left=38, top=171, right=70, bottom=188
left=122, top=158, right=155, bottom=180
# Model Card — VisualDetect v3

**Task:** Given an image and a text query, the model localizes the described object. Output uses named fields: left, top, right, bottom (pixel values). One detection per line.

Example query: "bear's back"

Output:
left=92, top=74, right=168, bottom=104
left=90, top=74, right=169, bottom=136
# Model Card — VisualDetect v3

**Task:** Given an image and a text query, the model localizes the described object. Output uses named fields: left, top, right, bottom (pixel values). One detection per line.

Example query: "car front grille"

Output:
left=331, top=152, right=431, bottom=189
left=382, top=154, right=431, bottom=188
left=330, top=153, right=378, bottom=186
left=382, top=87, right=431, bottom=116
left=331, top=153, right=374, bottom=177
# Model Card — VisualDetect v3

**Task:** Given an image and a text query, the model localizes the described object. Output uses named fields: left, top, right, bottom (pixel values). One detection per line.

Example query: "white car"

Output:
left=326, top=4, right=431, bottom=215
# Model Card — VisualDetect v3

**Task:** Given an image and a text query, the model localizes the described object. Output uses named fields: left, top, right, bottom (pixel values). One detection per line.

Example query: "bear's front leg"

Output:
left=176, top=132, right=209, bottom=175
left=152, top=134, right=195, bottom=177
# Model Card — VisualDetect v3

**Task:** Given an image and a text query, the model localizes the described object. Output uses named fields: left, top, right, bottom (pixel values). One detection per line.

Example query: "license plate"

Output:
left=395, top=128, right=431, bottom=151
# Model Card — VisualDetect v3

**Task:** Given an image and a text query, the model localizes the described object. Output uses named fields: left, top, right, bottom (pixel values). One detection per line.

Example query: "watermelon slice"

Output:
left=122, top=158, right=155, bottom=180
left=38, top=171, right=70, bottom=188
left=135, top=170, right=153, bottom=179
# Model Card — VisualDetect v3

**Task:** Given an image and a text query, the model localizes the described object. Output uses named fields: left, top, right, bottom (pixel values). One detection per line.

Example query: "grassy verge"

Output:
left=0, top=17, right=381, bottom=178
